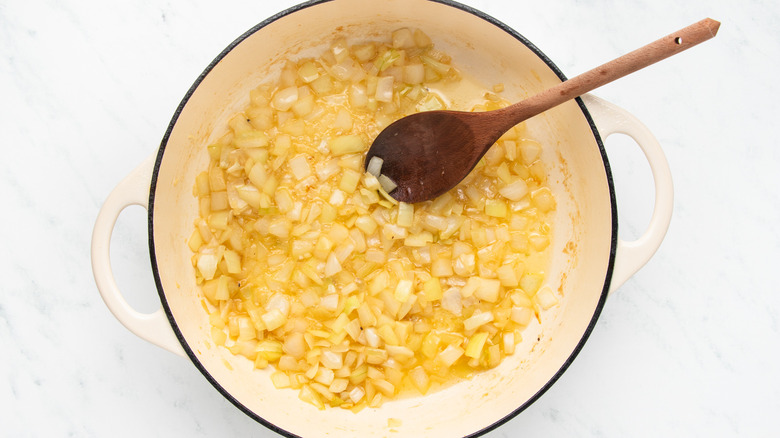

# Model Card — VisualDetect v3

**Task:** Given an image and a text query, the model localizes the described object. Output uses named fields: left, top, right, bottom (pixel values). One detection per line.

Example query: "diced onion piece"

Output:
left=422, top=277, right=443, bottom=301
left=413, top=29, right=432, bottom=47
left=271, top=86, right=299, bottom=111
left=298, top=385, right=325, bottom=410
left=529, top=233, right=550, bottom=251
left=329, top=378, right=349, bottom=394
left=275, top=188, right=294, bottom=213
left=460, top=276, right=481, bottom=298
left=386, top=345, right=415, bottom=362
left=383, top=223, right=407, bottom=240
left=297, top=61, right=320, bottom=83
left=430, top=256, right=453, bottom=277
left=320, top=294, right=340, bottom=312
left=261, top=309, right=287, bottom=331
left=329, top=189, right=346, bottom=207
left=441, top=287, right=462, bottom=316
left=271, top=371, right=292, bottom=389
left=391, top=27, right=415, bottom=48
left=329, top=135, right=366, bottom=156
left=223, top=250, right=241, bottom=274
left=465, top=331, right=489, bottom=359
left=196, top=254, right=219, bottom=280
left=420, top=54, right=451, bottom=75
left=349, top=83, right=368, bottom=108
left=436, top=344, right=464, bottom=367
left=237, top=316, right=256, bottom=341
left=408, top=366, right=430, bottom=394
left=355, top=215, right=378, bottom=235
left=339, top=169, right=362, bottom=194
left=394, top=279, right=414, bottom=302
left=499, top=179, right=529, bottom=201
left=366, top=156, right=384, bottom=178
left=283, top=332, right=306, bottom=359
left=510, top=306, right=533, bottom=326
left=519, top=139, right=542, bottom=163
left=215, top=275, right=230, bottom=301
left=348, top=386, right=365, bottom=403
left=474, top=278, right=500, bottom=303
left=520, top=273, right=544, bottom=295
left=375, top=76, right=394, bottom=102
left=321, top=350, right=344, bottom=369
left=485, top=199, right=508, bottom=218
left=397, top=202, right=413, bottom=227
left=366, top=347, right=389, bottom=364
left=248, top=162, right=268, bottom=188
left=334, top=107, right=353, bottom=130
left=236, top=184, right=263, bottom=210
left=316, top=158, right=340, bottom=181
left=268, top=217, right=291, bottom=238
left=288, top=154, right=312, bottom=180
left=404, top=63, right=425, bottom=84
left=503, top=332, right=516, bottom=355
left=496, top=264, right=518, bottom=287
left=531, top=187, right=556, bottom=212
left=188, top=229, right=202, bottom=252
left=235, top=130, right=269, bottom=148
left=535, top=286, right=559, bottom=310
left=364, top=327, right=381, bottom=347
left=416, top=93, right=445, bottom=112
left=464, top=311, right=494, bottom=331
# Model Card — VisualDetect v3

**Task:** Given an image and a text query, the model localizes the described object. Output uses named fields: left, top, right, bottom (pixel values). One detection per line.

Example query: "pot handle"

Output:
left=581, top=94, right=674, bottom=295
left=91, top=153, right=186, bottom=357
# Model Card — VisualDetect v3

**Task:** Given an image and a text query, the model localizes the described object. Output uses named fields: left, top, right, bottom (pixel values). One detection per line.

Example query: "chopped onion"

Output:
left=499, top=179, right=529, bottom=201
left=261, top=309, right=287, bottom=331
left=463, top=311, right=494, bottom=331
left=192, top=27, right=559, bottom=411
left=283, top=332, right=306, bottom=359
left=196, top=253, right=219, bottom=280
left=519, top=139, right=541, bottom=163
left=474, top=278, right=500, bottom=303
left=437, top=288, right=460, bottom=316
left=437, top=344, right=464, bottom=367
left=465, top=332, right=489, bottom=359
left=510, top=306, right=532, bottom=326
left=320, top=294, right=340, bottom=312
left=329, top=135, right=366, bottom=156
left=366, top=156, right=383, bottom=177
left=375, top=76, right=394, bottom=102
left=288, top=154, right=312, bottom=180
left=404, top=63, right=425, bottom=84
left=394, top=279, right=413, bottom=302
left=321, top=350, right=344, bottom=369
left=266, top=293, right=291, bottom=317
left=271, top=86, right=299, bottom=111
left=315, top=158, right=340, bottom=181
left=535, top=286, right=559, bottom=310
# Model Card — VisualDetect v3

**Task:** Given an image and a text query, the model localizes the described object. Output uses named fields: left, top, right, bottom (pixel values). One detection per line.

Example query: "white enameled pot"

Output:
left=91, top=0, right=673, bottom=436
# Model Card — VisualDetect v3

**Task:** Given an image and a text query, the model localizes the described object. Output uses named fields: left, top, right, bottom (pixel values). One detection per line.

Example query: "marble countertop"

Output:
left=2, top=0, right=778, bottom=436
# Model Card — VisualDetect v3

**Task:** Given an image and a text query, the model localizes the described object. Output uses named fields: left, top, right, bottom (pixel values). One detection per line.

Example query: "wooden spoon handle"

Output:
left=503, top=18, right=721, bottom=122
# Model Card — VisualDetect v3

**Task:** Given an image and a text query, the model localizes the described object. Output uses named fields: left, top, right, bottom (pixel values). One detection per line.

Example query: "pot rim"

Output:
left=147, top=0, right=618, bottom=436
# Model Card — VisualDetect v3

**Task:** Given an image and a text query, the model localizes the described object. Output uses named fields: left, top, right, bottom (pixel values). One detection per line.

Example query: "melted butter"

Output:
left=427, top=71, right=496, bottom=111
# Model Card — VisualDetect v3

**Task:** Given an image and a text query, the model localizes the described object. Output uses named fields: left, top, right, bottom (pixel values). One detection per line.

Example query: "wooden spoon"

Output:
left=365, top=18, right=720, bottom=203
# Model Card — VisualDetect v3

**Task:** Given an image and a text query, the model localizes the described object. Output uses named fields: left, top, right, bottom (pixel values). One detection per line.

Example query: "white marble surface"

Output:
left=2, top=0, right=778, bottom=436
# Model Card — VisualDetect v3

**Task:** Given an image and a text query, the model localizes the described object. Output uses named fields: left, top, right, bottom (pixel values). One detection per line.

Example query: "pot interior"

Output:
left=150, top=0, right=615, bottom=436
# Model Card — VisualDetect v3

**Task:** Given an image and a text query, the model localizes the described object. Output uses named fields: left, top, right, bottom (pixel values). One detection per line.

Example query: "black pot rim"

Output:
left=147, top=1, right=617, bottom=436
